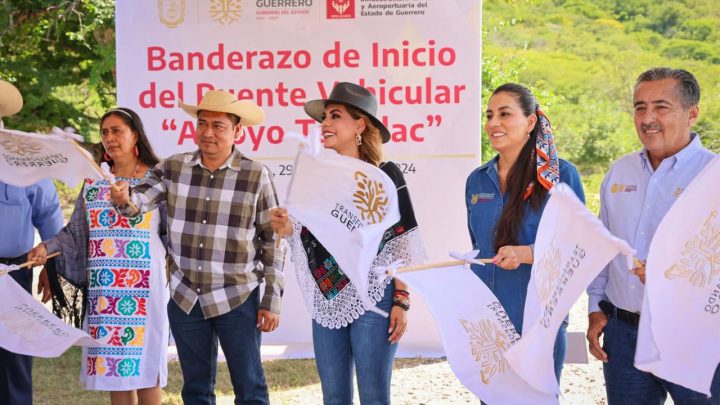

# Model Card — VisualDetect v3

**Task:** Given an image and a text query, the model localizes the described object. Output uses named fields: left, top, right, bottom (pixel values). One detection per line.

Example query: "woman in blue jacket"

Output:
left=466, top=83, right=585, bottom=381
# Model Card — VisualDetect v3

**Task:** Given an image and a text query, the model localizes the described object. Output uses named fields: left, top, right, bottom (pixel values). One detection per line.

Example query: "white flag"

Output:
left=0, top=128, right=104, bottom=187
left=397, top=263, right=558, bottom=405
left=504, top=183, right=635, bottom=396
left=284, top=137, right=400, bottom=314
left=0, top=270, right=99, bottom=357
left=635, top=157, right=720, bottom=395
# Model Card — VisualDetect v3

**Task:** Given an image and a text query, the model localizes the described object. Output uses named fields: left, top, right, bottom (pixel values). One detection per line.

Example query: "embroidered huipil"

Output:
left=466, top=157, right=585, bottom=333
left=70, top=175, right=168, bottom=390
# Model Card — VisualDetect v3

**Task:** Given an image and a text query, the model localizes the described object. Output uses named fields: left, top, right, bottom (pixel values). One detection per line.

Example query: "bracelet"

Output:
left=392, top=301, right=410, bottom=311
left=392, top=296, right=411, bottom=311
left=393, top=289, right=410, bottom=297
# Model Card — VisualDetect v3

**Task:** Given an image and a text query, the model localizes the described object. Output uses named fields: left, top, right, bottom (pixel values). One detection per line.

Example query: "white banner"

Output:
left=397, top=263, right=557, bottom=404
left=0, top=270, right=99, bottom=357
left=504, top=183, right=635, bottom=396
left=635, top=157, right=720, bottom=395
left=285, top=137, right=400, bottom=312
left=116, top=0, right=481, bottom=355
left=0, top=128, right=104, bottom=187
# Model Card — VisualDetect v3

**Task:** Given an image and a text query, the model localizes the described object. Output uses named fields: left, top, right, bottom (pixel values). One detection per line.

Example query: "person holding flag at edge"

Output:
left=587, top=67, right=720, bottom=404
left=0, top=78, right=64, bottom=405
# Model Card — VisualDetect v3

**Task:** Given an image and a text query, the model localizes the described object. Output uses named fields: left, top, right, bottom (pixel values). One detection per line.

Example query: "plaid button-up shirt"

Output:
left=118, top=149, right=283, bottom=318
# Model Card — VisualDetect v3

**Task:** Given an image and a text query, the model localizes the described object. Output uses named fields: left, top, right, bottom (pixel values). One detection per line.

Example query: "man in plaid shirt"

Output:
left=111, top=90, right=283, bottom=405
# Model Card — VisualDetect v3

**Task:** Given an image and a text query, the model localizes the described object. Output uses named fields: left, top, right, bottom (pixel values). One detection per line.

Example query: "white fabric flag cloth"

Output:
left=284, top=134, right=400, bottom=314
left=0, top=128, right=104, bottom=187
left=397, top=263, right=558, bottom=405
left=0, top=269, right=99, bottom=357
left=635, top=157, right=720, bottom=395
left=504, top=183, right=635, bottom=396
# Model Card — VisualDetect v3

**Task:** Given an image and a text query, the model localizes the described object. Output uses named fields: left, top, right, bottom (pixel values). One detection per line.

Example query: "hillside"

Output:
left=482, top=0, right=720, bottom=170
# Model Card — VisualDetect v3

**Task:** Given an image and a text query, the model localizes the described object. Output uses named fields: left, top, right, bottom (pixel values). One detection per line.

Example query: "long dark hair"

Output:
left=100, top=107, right=160, bottom=167
left=492, top=83, right=549, bottom=251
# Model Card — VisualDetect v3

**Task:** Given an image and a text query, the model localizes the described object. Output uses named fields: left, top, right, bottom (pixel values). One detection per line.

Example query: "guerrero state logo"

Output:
left=210, top=0, right=243, bottom=24
left=352, top=171, right=389, bottom=224
left=536, top=242, right=562, bottom=305
left=460, top=319, right=512, bottom=385
left=0, top=133, right=43, bottom=156
left=665, top=209, right=720, bottom=288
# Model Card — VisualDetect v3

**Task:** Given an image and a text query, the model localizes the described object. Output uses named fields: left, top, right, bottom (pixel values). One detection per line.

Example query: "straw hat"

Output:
left=180, top=90, right=265, bottom=126
left=0, top=80, right=23, bottom=118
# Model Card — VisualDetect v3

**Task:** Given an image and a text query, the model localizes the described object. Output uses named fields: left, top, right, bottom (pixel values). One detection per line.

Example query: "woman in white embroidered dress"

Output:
left=30, top=108, right=169, bottom=405
left=271, top=82, right=425, bottom=405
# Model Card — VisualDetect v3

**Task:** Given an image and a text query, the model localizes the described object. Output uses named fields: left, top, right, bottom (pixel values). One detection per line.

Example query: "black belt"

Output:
left=0, top=255, right=25, bottom=265
left=600, top=300, right=640, bottom=326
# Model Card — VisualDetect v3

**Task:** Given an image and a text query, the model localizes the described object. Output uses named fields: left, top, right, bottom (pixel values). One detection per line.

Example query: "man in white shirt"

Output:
left=587, top=67, right=719, bottom=404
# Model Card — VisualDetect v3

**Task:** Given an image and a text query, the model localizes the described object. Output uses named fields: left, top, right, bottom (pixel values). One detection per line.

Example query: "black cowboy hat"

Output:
left=304, top=82, right=390, bottom=143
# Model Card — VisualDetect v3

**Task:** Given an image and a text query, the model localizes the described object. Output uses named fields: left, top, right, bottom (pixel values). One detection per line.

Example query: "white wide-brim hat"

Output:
left=180, top=90, right=265, bottom=126
left=0, top=80, right=23, bottom=118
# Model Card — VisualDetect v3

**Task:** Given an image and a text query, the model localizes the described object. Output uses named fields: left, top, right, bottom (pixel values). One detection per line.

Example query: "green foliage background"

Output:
left=1, top=0, right=719, bottom=206
left=483, top=0, right=720, bottom=172
left=0, top=0, right=115, bottom=138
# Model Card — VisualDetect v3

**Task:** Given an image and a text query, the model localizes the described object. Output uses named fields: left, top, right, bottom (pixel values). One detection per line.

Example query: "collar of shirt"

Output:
left=477, top=156, right=502, bottom=192
left=477, top=155, right=499, bottom=174
left=638, top=132, right=703, bottom=173
left=186, top=147, right=244, bottom=172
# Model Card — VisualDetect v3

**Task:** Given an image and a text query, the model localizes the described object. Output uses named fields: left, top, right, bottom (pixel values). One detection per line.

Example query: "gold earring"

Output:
left=356, top=133, right=362, bottom=146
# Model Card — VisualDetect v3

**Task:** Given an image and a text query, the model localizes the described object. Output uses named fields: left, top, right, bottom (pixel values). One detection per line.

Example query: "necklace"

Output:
left=111, top=160, right=141, bottom=179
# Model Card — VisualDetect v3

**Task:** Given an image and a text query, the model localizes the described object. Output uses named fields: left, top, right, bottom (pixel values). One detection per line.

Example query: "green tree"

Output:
left=0, top=0, right=115, bottom=138
left=481, top=54, right=526, bottom=162
left=677, top=18, right=718, bottom=41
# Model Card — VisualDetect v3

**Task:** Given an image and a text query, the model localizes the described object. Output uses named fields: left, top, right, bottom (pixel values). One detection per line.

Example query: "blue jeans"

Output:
left=0, top=259, right=32, bottom=405
left=168, top=288, right=268, bottom=405
left=312, top=282, right=397, bottom=405
left=552, top=320, right=568, bottom=382
left=603, top=315, right=720, bottom=405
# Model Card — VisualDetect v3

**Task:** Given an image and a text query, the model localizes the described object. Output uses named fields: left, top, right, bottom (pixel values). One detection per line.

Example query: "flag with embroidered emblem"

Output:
left=504, top=183, right=635, bottom=396
left=0, top=268, right=99, bottom=357
left=635, top=156, right=720, bottom=395
left=284, top=131, right=400, bottom=315
left=396, top=261, right=558, bottom=404
left=0, top=128, right=105, bottom=187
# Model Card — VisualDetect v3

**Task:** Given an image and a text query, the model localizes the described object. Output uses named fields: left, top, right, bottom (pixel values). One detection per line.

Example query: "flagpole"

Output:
left=16, top=252, right=61, bottom=269
left=392, top=258, right=493, bottom=274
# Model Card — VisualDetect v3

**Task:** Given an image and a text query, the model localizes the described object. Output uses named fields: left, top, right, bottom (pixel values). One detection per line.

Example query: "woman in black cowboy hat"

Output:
left=271, top=82, right=426, bottom=405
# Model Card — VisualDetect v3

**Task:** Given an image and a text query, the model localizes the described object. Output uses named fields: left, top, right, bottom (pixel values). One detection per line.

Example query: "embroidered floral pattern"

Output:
left=83, top=177, right=156, bottom=381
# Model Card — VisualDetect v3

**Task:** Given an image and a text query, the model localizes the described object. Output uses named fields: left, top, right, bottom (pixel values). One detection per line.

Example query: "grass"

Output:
left=33, top=348, right=440, bottom=404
